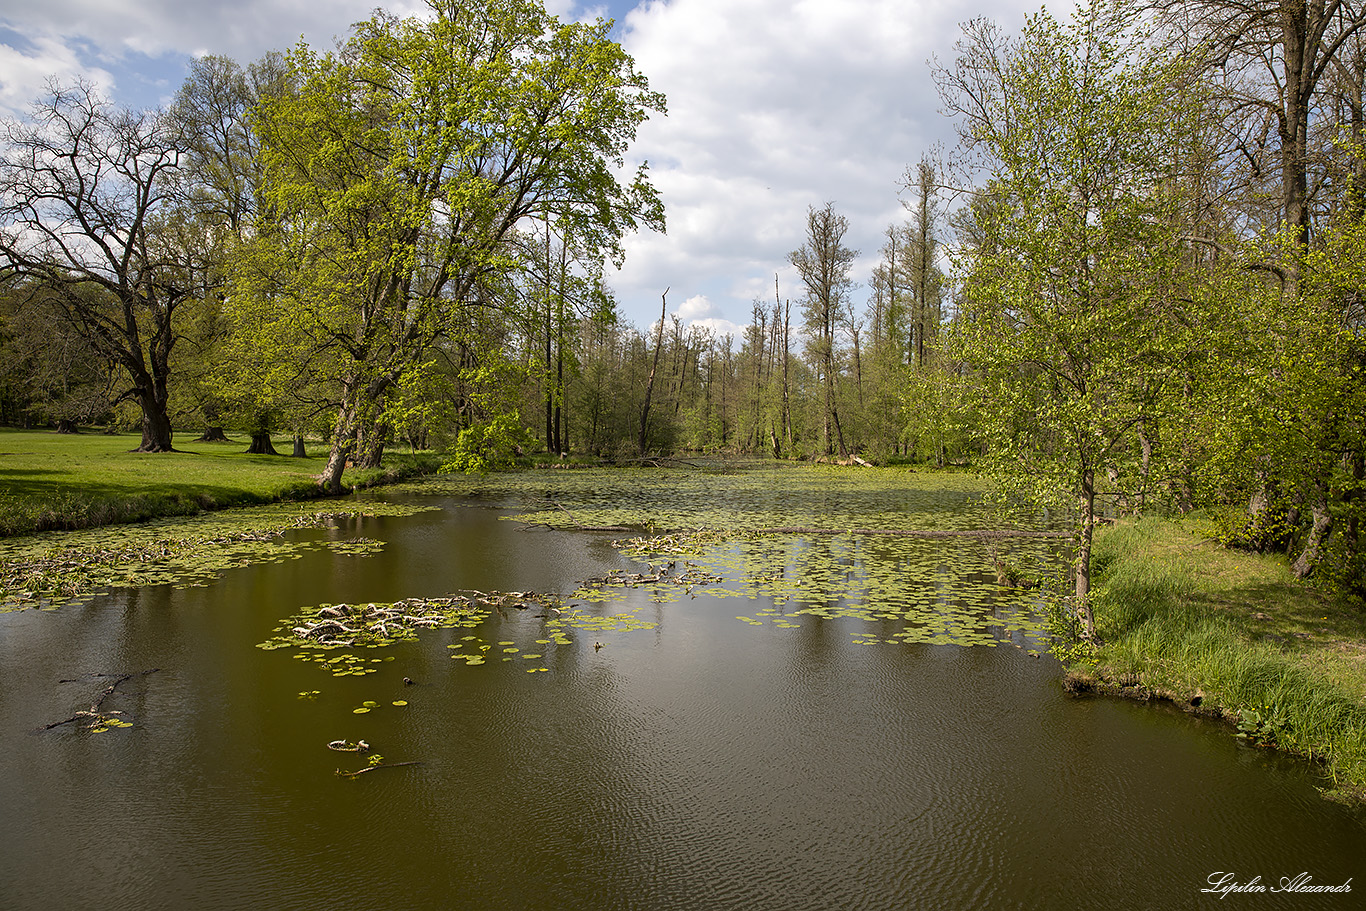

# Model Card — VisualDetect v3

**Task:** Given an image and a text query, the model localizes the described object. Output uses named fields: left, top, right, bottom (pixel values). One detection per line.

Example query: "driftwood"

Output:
left=612, top=455, right=704, bottom=469
left=42, top=668, right=160, bottom=731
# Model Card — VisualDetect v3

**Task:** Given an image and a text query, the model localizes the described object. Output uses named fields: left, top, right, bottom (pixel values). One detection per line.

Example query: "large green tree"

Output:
left=236, top=0, right=664, bottom=492
left=938, top=0, right=1190, bottom=638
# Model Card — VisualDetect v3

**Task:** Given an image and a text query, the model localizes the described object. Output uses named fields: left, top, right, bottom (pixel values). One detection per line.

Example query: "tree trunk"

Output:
left=134, top=388, right=175, bottom=453
left=1292, top=479, right=1333, bottom=579
left=1076, top=468, right=1097, bottom=641
left=639, top=288, right=668, bottom=454
left=196, top=426, right=230, bottom=442
left=55, top=419, right=79, bottom=434
left=292, top=435, right=308, bottom=458
left=1245, top=471, right=1289, bottom=552
left=1138, top=423, right=1152, bottom=512
left=246, top=431, right=279, bottom=455
left=356, top=423, right=387, bottom=470
left=321, top=395, right=358, bottom=494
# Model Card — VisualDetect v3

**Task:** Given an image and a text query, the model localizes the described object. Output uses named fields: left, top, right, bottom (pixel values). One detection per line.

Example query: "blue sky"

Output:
left=0, top=0, right=1042, bottom=333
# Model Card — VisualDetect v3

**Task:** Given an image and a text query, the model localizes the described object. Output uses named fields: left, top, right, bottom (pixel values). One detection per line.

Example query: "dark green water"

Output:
left=2, top=486, right=1363, bottom=910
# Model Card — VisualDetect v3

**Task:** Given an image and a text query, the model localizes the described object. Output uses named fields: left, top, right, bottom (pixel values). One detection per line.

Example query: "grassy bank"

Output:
left=1072, top=516, right=1366, bottom=803
left=0, top=428, right=438, bottom=538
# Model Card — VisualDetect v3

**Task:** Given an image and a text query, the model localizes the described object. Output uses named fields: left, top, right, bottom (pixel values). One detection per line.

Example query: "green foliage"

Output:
left=937, top=0, right=1196, bottom=635
left=233, top=0, right=664, bottom=491
left=443, top=412, right=531, bottom=473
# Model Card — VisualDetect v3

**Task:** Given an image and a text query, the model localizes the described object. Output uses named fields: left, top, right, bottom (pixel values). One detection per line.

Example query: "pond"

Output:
left=1, top=466, right=1362, bottom=909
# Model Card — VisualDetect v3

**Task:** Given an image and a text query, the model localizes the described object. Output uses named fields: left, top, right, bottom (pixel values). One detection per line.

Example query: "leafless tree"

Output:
left=790, top=202, right=857, bottom=457
left=0, top=83, right=199, bottom=451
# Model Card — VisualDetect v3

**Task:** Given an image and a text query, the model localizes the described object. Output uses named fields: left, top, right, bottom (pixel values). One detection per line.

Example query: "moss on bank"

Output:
left=1069, top=516, right=1366, bottom=803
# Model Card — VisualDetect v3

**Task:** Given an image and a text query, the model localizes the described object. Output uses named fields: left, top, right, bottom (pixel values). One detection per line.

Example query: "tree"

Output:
left=790, top=202, right=857, bottom=457
left=240, top=0, right=664, bottom=492
left=938, top=0, right=1190, bottom=639
left=0, top=280, right=117, bottom=429
left=0, top=83, right=200, bottom=451
left=901, top=157, right=945, bottom=369
left=1158, top=0, right=1366, bottom=255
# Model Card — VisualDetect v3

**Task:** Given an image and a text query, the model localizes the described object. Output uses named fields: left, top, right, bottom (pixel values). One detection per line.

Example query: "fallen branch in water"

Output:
left=42, top=668, right=160, bottom=731
left=335, top=760, right=423, bottom=779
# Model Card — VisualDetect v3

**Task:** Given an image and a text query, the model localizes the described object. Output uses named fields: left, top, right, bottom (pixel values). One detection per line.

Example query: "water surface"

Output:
left=1, top=472, right=1362, bottom=909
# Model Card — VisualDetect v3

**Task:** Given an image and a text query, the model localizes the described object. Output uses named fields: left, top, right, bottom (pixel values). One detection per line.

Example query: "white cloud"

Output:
left=0, top=0, right=1046, bottom=330
left=0, top=31, right=114, bottom=116
left=606, top=0, right=1041, bottom=328
left=676, top=294, right=713, bottom=322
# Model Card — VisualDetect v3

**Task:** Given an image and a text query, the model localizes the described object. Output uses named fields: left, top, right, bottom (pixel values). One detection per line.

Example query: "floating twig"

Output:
left=335, top=760, right=423, bottom=779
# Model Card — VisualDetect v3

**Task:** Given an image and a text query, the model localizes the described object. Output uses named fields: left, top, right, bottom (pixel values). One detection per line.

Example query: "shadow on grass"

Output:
left=0, top=467, right=62, bottom=479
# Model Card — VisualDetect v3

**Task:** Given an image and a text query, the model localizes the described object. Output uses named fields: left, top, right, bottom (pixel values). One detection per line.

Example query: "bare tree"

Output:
left=0, top=83, right=198, bottom=451
left=1157, top=0, right=1366, bottom=255
left=789, top=202, right=857, bottom=457
left=903, top=157, right=943, bottom=368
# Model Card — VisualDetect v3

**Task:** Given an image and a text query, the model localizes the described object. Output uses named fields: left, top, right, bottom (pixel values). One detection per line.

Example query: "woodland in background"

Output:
left=1, top=0, right=1364, bottom=607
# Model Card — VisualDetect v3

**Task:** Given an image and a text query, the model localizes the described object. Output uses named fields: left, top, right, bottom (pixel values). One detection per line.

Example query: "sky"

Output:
left=0, top=0, right=1045, bottom=334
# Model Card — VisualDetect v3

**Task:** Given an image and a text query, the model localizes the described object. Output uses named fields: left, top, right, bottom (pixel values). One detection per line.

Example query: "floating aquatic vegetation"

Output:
left=390, top=465, right=1063, bottom=650
left=0, top=501, right=437, bottom=611
left=401, top=465, right=1049, bottom=536
left=609, top=526, right=1056, bottom=649
left=256, top=468, right=1062, bottom=678
left=263, top=583, right=659, bottom=676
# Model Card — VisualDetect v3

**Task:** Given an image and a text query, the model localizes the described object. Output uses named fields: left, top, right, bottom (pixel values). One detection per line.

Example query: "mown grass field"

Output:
left=0, top=428, right=433, bottom=537
left=1082, top=516, right=1366, bottom=802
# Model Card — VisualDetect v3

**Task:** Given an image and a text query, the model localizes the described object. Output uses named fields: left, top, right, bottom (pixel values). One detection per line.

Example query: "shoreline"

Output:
left=1068, top=516, right=1366, bottom=805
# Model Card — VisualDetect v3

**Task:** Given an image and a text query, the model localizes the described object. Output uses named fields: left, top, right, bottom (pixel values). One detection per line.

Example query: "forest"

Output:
left=1, top=0, right=1364, bottom=618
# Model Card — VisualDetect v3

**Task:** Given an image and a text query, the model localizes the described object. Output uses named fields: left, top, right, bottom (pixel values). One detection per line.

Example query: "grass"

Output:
left=1075, top=515, right=1366, bottom=803
left=0, top=428, right=438, bottom=538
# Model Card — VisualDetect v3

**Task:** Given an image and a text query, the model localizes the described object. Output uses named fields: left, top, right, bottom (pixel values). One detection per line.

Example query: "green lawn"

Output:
left=0, top=428, right=328, bottom=537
